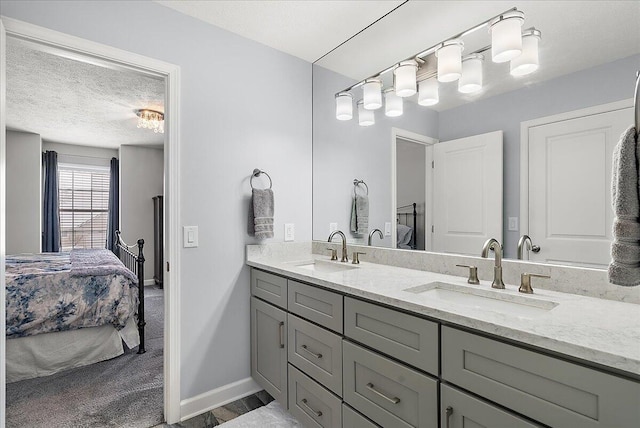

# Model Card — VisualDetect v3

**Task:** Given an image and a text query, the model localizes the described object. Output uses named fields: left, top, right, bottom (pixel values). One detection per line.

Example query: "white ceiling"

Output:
left=156, top=0, right=405, bottom=62
left=6, top=38, right=165, bottom=149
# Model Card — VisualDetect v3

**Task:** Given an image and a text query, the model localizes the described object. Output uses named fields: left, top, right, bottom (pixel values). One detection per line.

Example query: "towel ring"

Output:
left=251, top=168, right=272, bottom=190
left=353, top=179, right=368, bottom=196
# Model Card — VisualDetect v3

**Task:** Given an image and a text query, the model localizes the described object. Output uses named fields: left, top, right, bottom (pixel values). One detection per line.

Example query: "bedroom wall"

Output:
left=439, top=53, right=640, bottom=258
left=119, top=145, right=163, bottom=282
left=396, top=139, right=426, bottom=251
left=6, top=130, right=41, bottom=254
left=43, top=141, right=118, bottom=162
left=0, top=0, right=312, bottom=412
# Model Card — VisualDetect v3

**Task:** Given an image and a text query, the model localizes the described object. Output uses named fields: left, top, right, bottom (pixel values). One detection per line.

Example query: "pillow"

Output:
left=396, top=224, right=413, bottom=247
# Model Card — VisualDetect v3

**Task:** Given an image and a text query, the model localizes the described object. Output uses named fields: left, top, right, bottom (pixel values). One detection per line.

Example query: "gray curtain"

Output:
left=106, top=157, right=119, bottom=252
left=42, top=151, right=61, bottom=252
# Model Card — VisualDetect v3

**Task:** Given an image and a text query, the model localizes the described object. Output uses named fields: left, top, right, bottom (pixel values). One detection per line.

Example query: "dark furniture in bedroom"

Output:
left=153, top=195, right=163, bottom=288
left=397, top=202, right=418, bottom=250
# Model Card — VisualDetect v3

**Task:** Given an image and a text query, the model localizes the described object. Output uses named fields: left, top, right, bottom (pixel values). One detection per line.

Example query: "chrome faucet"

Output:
left=368, top=228, right=384, bottom=246
left=481, top=238, right=505, bottom=289
left=328, top=230, right=348, bottom=262
left=516, top=235, right=540, bottom=260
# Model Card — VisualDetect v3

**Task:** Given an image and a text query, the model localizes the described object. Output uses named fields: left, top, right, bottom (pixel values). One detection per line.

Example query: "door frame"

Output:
left=0, top=16, right=182, bottom=424
left=519, top=99, right=633, bottom=238
left=390, top=127, right=438, bottom=250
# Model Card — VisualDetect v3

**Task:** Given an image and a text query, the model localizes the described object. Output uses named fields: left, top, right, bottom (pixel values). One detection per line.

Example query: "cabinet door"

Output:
left=251, top=296, right=287, bottom=405
left=441, top=384, right=541, bottom=428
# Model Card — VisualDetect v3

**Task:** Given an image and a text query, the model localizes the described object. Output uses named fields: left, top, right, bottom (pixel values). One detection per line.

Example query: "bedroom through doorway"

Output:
left=4, top=33, right=167, bottom=428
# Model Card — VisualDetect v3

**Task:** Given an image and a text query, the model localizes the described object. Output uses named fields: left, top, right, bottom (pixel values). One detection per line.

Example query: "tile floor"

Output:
left=154, top=390, right=274, bottom=428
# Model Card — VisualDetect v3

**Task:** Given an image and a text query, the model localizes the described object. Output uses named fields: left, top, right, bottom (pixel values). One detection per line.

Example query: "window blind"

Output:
left=58, top=163, right=110, bottom=251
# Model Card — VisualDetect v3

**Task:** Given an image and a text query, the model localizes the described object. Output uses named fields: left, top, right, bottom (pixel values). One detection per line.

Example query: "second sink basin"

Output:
left=293, top=260, right=357, bottom=273
left=404, top=281, right=558, bottom=317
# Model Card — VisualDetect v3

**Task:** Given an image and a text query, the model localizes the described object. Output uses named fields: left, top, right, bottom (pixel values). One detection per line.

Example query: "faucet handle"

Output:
left=326, top=248, right=338, bottom=261
left=456, top=264, right=480, bottom=285
left=519, top=273, right=550, bottom=294
left=352, top=252, right=366, bottom=264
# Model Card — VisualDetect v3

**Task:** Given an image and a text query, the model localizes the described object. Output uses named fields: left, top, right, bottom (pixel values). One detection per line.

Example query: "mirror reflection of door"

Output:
left=526, top=104, right=632, bottom=268
left=433, top=131, right=503, bottom=255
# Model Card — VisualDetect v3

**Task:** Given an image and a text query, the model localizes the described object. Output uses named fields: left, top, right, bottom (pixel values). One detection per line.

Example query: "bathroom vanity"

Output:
left=248, top=243, right=640, bottom=428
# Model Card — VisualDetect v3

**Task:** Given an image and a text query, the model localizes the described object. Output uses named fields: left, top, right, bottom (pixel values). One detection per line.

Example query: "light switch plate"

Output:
left=183, top=226, right=198, bottom=248
left=384, top=222, right=392, bottom=236
left=508, top=217, right=519, bottom=232
left=329, top=223, right=338, bottom=234
left=284, top=223, right=295, bottom=242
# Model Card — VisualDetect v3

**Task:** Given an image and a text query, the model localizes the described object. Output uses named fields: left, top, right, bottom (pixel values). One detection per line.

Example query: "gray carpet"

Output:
left=6, top=286, right=165, bottom=428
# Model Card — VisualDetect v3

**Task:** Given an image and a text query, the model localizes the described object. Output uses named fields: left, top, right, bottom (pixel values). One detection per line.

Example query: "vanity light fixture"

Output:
left=357, top=100, right=375, bottom=126
left=384, top=88, right=403, bottom=117
left=418, top=78, right=439, bottom=106
left=136, top=109, right=164, bottom=133
left=436, top=39, right=464, bottom=82
left=510, top=28, right=541, bottom=76
left=489, top=10, right=524, bottom=63
left=363, top=78, right=383, bottom=110
left=458, top=54, right=484, bottom=94
left=335, top=92, right=353, bottom=120
left=394, top=60, right=418, bottom=97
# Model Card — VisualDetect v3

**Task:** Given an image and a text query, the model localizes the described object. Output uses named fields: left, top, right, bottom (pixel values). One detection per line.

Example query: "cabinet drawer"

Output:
left=288, top=280, right=343, bottom=333
left=441, top=384, right=541, bottom=428
left=288, top=364, right=341, bottom=428
left=344, top=297, right=438, bottom=375
left=343, top=404, right=380, bottom=428
left=442, top=326, right=640, bottom=428
left=343, top=340, right=438, bottom=428
left=288, top=314, right=342, bottom=396
left=251, top=268, right=287, bottom=309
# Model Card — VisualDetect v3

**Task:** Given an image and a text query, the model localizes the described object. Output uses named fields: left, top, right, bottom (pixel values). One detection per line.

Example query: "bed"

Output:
left=397, top=203, right=417, bottom=250
left=5, top=231, right=146, bottom=382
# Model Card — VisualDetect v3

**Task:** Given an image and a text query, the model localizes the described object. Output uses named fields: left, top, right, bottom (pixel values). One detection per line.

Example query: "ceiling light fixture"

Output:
left=357, top=100, right=375, bottom=126
left=384, top=88, right=403, bottom=117
left=418, top=78, right=439, bottom=106
left=136, top=109, right=164, bottom=133
left=458, top=54, right=484, bottom=94
left=394, top=60, right=418, bottom=97
left=335, top=92, right=353, bottom=120
left=489, top=10, right=524, bottom=63
left=436, top=39, right=464, bottom=82
left=510, top=28, right=541, bottom=76
left=363, top=78, right=383, bottom=110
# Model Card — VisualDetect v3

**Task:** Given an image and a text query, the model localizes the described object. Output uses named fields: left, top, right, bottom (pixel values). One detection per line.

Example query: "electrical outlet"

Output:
left=384, top=222, right=391, bottom=236
left=329, top=222, right=338, bottom=234
left=284, top=223, right=295, bottom=242
left=508, top=217, right=519, bottom=231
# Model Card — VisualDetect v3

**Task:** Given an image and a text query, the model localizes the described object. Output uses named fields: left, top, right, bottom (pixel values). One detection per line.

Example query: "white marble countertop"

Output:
left=247, top=250, right=640, bottom=378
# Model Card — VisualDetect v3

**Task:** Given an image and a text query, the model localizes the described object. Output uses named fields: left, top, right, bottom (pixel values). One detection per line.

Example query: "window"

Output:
left=58, top=163, right=110, bottom=251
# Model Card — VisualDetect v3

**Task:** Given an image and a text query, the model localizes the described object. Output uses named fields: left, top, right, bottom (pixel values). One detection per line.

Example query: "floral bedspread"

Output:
left=5, top=251, right=139, bottom=339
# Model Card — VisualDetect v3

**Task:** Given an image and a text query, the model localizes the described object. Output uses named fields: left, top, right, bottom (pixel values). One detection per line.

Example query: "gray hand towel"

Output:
left=252, top=188, right=274, bottom=239
left=608, top=126, right=640, bottom=286
left=350, top=193, right=369, bottom=235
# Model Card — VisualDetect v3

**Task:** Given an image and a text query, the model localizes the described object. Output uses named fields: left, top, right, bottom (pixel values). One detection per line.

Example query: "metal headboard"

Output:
left=635, top=71, right=639, bottom=138
left=397, top=203, right=417, bottom=250
left=114, top=230, right=146, bottom=354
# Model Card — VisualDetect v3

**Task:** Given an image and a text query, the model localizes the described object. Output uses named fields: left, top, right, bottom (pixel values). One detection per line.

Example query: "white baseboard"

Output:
left=180, top=377, right=262, bottom=422
left=143, top=279, right=155, bottom=286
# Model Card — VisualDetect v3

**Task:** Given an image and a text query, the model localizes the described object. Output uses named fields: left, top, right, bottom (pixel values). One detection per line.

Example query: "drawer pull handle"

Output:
left=366, top=382, right=400, bottom=404
left=445, top=406, right=453, bottom=428
left=301, top=344, right=322, bottom=359
left=278, top=322, right=285, bottom=348
left=301, top=398, right=322, bottom=417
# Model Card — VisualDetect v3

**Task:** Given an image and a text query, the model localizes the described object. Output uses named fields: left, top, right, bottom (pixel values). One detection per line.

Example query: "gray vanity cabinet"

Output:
left=250, top=296, right=288, bottom=404
left=251, top=269, right=288, bottom=309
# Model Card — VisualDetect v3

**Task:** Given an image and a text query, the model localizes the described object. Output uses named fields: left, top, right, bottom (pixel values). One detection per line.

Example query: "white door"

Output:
left=433, top=131, right=503, bottom=255
left=528, top=107, right=632, bottom=268
left=1, top=17, right=7, bottom=417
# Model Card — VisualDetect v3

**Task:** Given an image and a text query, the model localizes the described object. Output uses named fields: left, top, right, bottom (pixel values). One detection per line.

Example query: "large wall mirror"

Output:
left=312, top=1, right=640, bottom=268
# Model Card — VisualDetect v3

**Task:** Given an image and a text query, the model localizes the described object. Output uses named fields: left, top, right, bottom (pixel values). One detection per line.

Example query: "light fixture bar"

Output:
left=335, top=7, right=518, bottom=96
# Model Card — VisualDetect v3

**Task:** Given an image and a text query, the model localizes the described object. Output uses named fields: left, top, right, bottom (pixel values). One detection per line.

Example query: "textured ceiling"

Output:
left=6, top=37, right=165, bottom=148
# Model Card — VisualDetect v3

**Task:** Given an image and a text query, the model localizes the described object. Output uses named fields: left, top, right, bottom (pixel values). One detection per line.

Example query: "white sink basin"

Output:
left=404, top=281, right=558, bottom=317
left=292, top=260, right=357, bottom=273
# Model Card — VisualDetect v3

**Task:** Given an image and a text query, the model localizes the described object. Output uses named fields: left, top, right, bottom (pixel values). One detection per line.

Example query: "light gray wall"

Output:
left=396, top=139, right=426, bottom=250
left=6, top=130, right=41, bottom=254
left=1, top=0, right=312, bottom=401
left=439, top=54, right=640, bottom=258
left=313, top=64, right=438, bottom=246
left=44, top=141, right=118, bottom=161
left=120, top=145, right=163, bottom=281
